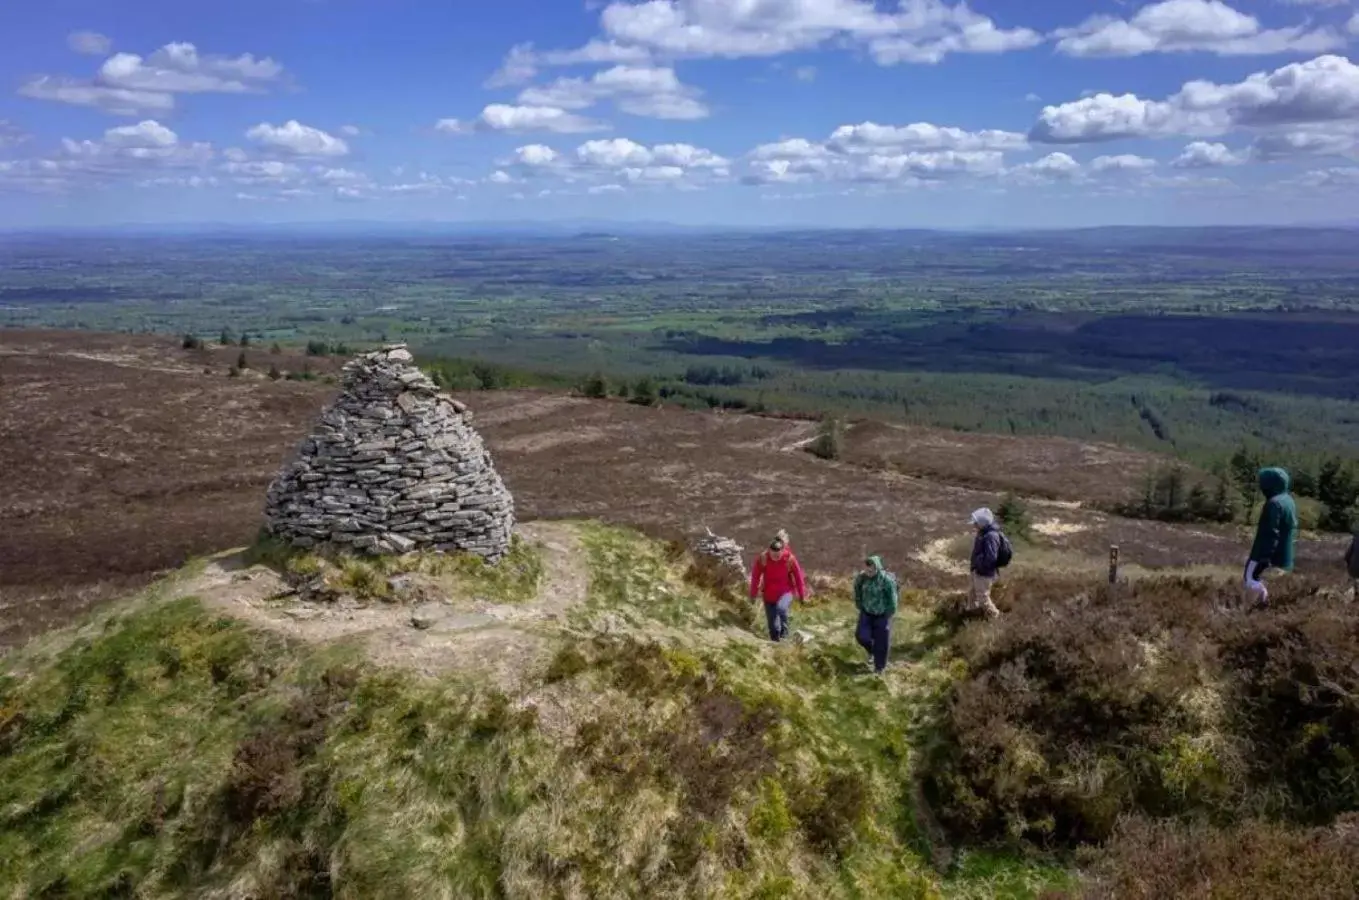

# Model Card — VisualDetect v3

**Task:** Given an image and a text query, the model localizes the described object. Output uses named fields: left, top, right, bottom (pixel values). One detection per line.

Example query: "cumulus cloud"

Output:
left=18, top=77, right=176, bottom=116
left=1090, top=153, right=1158, bottom=172
left=223, top=159, right=303, bottom=185
left=1007, top=152, right=1083, bottom=183
left=486, top=40, right=653, bottom=87
left=491, top=0, right=1040, bottom=84
left=1, top=119, right=214, bottom=193
left=828, top=121, right=1028, bottom=152
left=1290, top=166, right=1359, bottom=188
left=496, top=136, right=730, bottom=190
left=437, top=104, right=609, bottom=135
left=339, top=125, right=362, bottom=137
left=20, top=41, right=286, bottom=116
left=1173, top=140, right=1248, bottom=167
left=517, top=65, right=709, bottom=120
left=246, top=121, right=349, bottom=157
left=68, top=31, right=112, bottom=56
left=1250, top=127, right=1359, bottom=159
left=1054, top=0, right=1343, bottom=58
left=745, top=136, right=1005, bottom=185
left=1031, top=55, right=1359, bottom=143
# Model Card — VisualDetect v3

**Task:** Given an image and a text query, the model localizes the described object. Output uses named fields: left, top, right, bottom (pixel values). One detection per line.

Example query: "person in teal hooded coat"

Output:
left=854, top=556, right=898, bottom=674
left=1244, top=467, right=1298, bottom=607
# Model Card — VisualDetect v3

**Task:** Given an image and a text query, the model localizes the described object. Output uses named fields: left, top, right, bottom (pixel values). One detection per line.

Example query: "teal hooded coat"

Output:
left=854, top=556, right=899, bottom=617
left=1250, top=467, right=1298, bottom=573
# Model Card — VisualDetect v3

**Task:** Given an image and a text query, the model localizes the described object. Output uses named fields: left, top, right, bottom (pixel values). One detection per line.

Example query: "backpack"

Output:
left=996, top=533, right=1014, bottom=569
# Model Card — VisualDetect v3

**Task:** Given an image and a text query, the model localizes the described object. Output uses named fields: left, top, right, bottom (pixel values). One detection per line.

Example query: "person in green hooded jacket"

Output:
left=1244, top=467, right=1298, bottom=607
left=854, top=556, right=899, bottom=675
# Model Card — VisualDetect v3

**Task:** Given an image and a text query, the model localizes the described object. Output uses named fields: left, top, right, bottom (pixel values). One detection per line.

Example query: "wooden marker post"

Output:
left=1109, top=545, right=1120, bottom=585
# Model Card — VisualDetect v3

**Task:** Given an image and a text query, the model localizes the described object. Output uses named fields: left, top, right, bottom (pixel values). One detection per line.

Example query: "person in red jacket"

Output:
left=749, top=533, right=806, bottom=642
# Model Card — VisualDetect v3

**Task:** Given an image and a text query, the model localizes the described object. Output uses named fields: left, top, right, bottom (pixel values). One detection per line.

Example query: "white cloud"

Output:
left=593, top=0, right=1040, bottom=65
left=518, top=65, right=709, bottom=120
left=497, top=137, right=730, bottom=190
left=828, top=121, right=1028, bottom=152
left=1090, top=153, right=1158, bottom=172
left=339, top=125, right=362, bottom=137
left=68, top=31, right=112, bottom=56
left=1031, top=55, right=1359, bottom=143
left=99, top=43, right=283, bottom=94
left=104, top=120, right=177, bottom=148
left=18, top=77, right=175, bottom=116
left=1173, top=140, right=1248, bottom=167
left=0, top=120, right=213, bottom=193
left=1349, top=14, right=1359, bottom=37
left=315, top=167, right=371, bottom=186
left=498, top=0, right=1039, bottom=84
left=1290, top=166, right=1359, bottom=188
left=1250, top=127, right=1359, bottom=159
left=795, top=66, right=818, bottom=82
left=246, top=120, right=349, bottom=157
left=488, top=170, right=516, bottom=184
left=20, top=41, right=285, bottom=116
left=437, top=104, right=609, bottom=135
left=1025, top=92, right=1042, bottom=102
left=385, top=172, right=467, bottom=195
left=588, top=183, right=626, bottom=193
left=1008, top=152, right=1083, bottom=182
left=487, top=40, right=652, bottom=87
left=1054, top=0, right=1343, bottom=59
left=513, top=144, right=563, bottom=167
left=223, top=160, right=303, bottom=185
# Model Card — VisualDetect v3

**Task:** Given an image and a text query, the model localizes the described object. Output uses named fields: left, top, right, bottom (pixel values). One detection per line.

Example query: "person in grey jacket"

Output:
left=968, top=508, right=1003, bottom=619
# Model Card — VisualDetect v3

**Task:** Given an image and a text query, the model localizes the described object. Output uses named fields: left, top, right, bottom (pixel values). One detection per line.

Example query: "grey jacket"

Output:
left=971, top=526, right=1003, bottom=578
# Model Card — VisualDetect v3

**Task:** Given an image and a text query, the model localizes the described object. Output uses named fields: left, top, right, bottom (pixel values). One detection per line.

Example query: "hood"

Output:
left=865, top=555, right=885, bottom=574
left=1258, top=467, right=1291, bottom=498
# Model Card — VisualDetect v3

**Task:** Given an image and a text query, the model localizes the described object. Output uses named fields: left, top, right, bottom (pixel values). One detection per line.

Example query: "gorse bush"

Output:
left=923, top=572, right=1359, bottom=850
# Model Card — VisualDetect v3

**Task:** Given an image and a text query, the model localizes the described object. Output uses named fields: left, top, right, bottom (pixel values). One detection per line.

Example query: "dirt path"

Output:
left=173, top=521, right=592, bottom=690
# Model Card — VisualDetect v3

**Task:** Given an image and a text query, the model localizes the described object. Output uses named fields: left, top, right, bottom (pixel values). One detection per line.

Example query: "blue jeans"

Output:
left=764, top=593, right=793, bottom=642
left=856, top=611, right=893, bottom=673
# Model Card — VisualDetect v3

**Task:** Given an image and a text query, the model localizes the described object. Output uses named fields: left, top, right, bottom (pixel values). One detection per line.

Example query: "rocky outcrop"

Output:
left=264, top=345, right=514, bottom=560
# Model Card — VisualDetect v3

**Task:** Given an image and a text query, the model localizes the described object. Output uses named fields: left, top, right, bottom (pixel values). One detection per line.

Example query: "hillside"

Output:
left=4, top=522, right=1357, bottom=898
left=4, top=331, right=1359, bottom=898
left=0, top=330, right=1344, bottom=648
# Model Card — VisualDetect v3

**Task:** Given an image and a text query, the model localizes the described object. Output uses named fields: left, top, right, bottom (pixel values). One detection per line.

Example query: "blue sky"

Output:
left=2, top=0, right=1358, bottom=228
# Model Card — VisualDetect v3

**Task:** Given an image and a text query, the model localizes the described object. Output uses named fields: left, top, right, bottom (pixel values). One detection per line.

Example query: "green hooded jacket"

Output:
left=854, top=556, right=899, bottom=617
left=1250, top=467, right=1298, bottom=573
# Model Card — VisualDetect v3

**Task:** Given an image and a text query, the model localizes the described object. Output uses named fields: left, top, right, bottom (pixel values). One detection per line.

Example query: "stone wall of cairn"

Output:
left=264, top=345, right=514, bottom=560
left=694, top=528, right=748, bottom=581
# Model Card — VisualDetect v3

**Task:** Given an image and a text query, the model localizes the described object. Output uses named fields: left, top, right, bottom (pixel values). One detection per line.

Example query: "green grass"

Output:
left=0, top=525, right=1074, bottom=899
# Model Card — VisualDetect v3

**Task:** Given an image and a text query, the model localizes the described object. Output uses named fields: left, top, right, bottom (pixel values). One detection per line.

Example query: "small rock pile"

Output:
left=694, top=528, right=748, bottom=581
left=264, top=345, right=514, bottom=560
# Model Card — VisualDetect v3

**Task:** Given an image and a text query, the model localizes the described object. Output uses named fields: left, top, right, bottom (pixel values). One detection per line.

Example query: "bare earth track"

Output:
left=0, top=331, right=1341, bottom=647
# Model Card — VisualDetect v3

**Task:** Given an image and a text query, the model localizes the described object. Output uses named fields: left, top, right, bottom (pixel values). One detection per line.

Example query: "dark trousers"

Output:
left=856, top=611, right=893, bottom=673
left=764, top=593, right=793, bottom=642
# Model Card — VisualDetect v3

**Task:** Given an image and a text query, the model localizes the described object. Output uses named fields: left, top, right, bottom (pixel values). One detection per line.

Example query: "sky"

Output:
left=2, top=0, right=1359, bottom=229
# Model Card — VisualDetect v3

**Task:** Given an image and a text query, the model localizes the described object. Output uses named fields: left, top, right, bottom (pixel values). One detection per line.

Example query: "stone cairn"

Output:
left=264, top=345, right=514, bottom=560
left=694, top=528, right=748, bottom=581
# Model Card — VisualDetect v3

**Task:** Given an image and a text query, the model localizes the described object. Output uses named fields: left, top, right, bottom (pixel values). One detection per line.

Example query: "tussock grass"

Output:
left=244, top=531, right=545, bottom=605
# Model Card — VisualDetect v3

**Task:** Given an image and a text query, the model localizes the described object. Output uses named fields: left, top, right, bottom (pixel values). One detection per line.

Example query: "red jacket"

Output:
left=750, top=547, right=806, bottom=604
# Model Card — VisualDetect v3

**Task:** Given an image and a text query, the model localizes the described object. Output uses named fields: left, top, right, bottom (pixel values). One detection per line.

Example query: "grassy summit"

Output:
left=3, top=523, right=1357, bottom=898
left=0, top=524, right=1066, bottom=899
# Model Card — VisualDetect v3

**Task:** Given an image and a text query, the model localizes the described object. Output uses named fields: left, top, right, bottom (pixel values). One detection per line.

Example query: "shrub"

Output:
left=923, top=572, right=1355, bottom=849
left=236, top=351, right=249, bottom=370
left=996, top=493, right=1032, bottom=540
left=1080, top=816, right=1359, bottom=900
left=631, top=377, right=658, bottom=406
left=808, top=416, right=845, bottom=461
left=581, top=374, right=608, bottom=399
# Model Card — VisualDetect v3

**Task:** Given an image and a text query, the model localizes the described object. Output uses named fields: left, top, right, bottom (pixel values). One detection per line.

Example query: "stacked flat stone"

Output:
left=694, top=528, right=748, bottom=581
left=264, top=345, right=514, bottom=561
